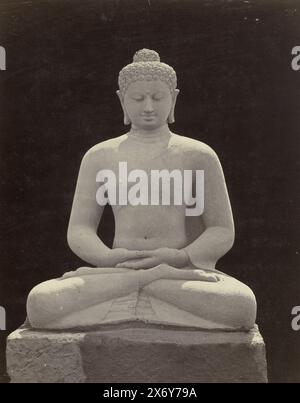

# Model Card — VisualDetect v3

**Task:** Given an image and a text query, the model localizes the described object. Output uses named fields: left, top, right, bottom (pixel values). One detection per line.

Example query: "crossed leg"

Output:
left=26, top=265, right=255, bottom=330
left=143, top=273, right=257, bottom=330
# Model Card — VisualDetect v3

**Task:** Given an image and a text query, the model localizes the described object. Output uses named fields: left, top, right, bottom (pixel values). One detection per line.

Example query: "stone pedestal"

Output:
left=6, top=323, right=268, bottom=383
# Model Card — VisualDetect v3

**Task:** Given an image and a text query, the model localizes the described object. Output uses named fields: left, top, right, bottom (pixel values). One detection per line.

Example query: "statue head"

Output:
left=117, top=49, right=179, bottom=129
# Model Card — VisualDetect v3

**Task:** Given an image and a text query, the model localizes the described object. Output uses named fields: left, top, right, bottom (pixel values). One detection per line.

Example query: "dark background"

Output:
left=0, top=0, right=299, bottom=383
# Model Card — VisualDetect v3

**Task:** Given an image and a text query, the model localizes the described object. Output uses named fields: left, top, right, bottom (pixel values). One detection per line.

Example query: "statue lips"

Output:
left=142, top=114, right=156, bottom=121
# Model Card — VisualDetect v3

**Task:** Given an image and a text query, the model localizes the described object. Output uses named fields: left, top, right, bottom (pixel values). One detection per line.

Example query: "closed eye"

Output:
left=152, top=92, right=165, bottom=101
left=130, top=94, right=144, bottom=101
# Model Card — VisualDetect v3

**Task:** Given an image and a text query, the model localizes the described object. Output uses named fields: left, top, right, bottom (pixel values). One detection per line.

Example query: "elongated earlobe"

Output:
left=123, top=113, right=131, bottom=125
left=116, top=90, right=131, bottom=125
left=167, top=108, right=175, bottom=124
left=168, top=89, right=179, bottom=124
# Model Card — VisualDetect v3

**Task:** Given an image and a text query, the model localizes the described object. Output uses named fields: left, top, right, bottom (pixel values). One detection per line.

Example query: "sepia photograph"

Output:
left=0, top=0, right=299, bottom=385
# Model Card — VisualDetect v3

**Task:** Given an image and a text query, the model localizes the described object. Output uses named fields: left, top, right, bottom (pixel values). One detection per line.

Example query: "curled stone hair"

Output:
left=118, top=49, right=177, bottom=97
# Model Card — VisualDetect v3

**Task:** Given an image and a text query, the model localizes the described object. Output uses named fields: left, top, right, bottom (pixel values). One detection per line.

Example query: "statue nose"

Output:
left=143, top=97, right=154, bottom=113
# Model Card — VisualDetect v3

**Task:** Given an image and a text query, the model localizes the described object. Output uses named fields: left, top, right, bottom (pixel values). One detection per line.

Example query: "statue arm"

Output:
left=183, top=149, right=235, bottom=271
left=67, top=150, right=112, bottom=267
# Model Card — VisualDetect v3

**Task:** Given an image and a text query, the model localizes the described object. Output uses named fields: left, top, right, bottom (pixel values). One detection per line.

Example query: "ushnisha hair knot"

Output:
left=118, top=49, right=177, bottom=97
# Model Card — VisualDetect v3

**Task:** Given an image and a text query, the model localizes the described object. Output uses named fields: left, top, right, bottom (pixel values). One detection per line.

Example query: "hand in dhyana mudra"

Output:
left=62, top=247, right=220, bottom=283
left=116, top=248, right=220, bottom=282
left=115, top=247, right=189, bottom=269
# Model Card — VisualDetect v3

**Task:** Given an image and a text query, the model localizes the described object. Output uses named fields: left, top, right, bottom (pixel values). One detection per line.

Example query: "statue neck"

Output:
left=128, top=124, right=172, bottom=143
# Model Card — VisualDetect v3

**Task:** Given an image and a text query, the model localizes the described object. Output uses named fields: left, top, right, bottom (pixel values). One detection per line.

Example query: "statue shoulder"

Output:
left=81, top=134, right=128, bottom=165
left=171, top=133, right=220, bottom=164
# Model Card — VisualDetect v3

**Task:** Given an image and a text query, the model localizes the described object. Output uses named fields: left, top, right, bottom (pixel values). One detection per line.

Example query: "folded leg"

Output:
left=143, top=273, right=257, bottom=330
left=26, top=268, right=140, bottom=328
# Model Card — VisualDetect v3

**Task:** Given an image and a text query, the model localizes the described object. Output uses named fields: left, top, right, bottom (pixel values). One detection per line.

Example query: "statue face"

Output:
left=120, top=80, right=176, bottom=130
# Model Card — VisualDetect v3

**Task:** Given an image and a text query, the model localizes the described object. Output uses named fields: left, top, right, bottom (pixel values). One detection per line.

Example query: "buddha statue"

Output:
left=26, top=49, right=257, bottom=331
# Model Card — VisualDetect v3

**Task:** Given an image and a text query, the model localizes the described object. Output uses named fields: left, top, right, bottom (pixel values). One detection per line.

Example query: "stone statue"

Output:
left=26, top=49, right=256, bottom=331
